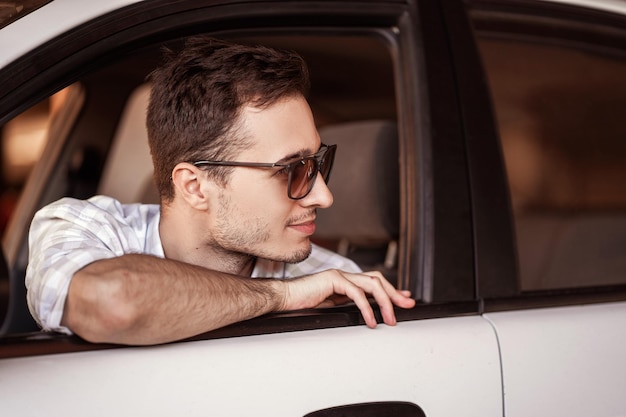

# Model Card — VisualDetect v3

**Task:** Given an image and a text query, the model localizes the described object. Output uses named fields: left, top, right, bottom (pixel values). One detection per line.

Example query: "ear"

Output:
left=171, top=162, right=215, bottom=210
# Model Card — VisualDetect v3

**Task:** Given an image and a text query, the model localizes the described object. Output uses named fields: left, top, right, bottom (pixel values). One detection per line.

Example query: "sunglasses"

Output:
left=193, top=144, right=337, bottom=200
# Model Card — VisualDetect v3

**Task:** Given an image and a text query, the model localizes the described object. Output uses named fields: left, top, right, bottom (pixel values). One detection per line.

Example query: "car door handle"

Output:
left=304, top=401, right=426, bottom=417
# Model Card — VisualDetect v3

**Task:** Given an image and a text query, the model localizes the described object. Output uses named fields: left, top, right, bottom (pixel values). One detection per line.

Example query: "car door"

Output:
left=0, top=1, right=505, bottom=416
left=464, top=1, right=626, bottom=416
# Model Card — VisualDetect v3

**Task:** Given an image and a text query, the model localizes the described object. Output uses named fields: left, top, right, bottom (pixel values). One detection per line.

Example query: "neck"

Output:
left=158, top=202, right=256, bottom=276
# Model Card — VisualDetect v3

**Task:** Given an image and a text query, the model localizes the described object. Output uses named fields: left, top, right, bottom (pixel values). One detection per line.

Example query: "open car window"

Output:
left=0, top=29, right=406, bottom=337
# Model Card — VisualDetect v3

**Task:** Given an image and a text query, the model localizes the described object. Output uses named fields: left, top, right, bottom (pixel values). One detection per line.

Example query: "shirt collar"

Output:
left=148, top=210, right=165, bottom=258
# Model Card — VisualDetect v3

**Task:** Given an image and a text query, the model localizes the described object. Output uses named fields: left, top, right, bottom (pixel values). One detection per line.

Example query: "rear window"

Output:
left=471, top=6, right=626, bottom=291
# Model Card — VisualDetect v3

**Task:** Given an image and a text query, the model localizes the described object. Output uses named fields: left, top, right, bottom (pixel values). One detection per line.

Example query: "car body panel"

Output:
left=0, top=0, right=144, bottom=68
left=485, top=302, right=626, bottom=417
left=537, top=0, right=626, bottom=14
left=0, top=317, right=502, bottom=416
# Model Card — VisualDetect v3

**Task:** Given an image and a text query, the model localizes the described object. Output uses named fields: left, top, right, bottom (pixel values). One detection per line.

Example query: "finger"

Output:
left=366, top=275, right=398, bottom=326
left=397, top=290, right=416, bottom=307
left=362, top=271, right=416, bottom=309
left=392, top=292, right=417, bottom=308
left=343, top=272, right=397, bottom=326
left=334, top=277, right=378, bottom=328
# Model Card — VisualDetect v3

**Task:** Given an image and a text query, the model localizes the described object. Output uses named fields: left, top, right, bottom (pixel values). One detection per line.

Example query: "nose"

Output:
left=301, top=171, right=333, bottom=208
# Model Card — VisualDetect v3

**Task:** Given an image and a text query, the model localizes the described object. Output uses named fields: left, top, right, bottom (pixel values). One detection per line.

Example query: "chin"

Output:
left=282, top=242, right=313, bottom=264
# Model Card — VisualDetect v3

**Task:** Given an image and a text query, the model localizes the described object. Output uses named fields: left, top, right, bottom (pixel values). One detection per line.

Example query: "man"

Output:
left=26, top=37, right=415, bottom=345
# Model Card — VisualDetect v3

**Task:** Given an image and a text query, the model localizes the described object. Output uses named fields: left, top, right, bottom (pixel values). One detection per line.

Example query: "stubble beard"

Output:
left=280, top=242, right=313, bottom=264
left=214, top=193, right=314, bottom=265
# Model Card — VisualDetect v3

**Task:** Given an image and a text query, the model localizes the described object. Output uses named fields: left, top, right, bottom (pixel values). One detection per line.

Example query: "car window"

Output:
left=97, top=34, right=400, bottom=281
left=471, top=6, right=626, bottom=291
left=0, top=88, right=74, bottom=233
left=0, top=31, right=404, bottom=336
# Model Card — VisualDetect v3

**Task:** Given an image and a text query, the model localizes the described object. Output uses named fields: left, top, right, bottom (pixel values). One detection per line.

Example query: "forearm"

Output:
left=61, top=255, right=416, bottom=345
left=62, top=254, right=283, bottom=345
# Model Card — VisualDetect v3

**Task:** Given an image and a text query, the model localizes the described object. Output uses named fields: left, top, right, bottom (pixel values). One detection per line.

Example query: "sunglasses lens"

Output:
left=319, top=146, right=335, bottom=182
left=289, top=159, right=317, bottom=199
left=287, top=145, right=336, bottom=199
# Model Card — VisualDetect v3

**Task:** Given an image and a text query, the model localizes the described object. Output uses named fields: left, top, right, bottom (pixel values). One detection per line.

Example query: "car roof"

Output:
left=544, top=0, right=626, bottom=15
left=0, top=0, right=144, bottom=69
left=1, top=0, right=626, bottom=69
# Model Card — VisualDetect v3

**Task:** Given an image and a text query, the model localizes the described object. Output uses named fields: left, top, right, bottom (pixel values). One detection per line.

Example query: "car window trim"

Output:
left=0, top=301, right=480, bottom=360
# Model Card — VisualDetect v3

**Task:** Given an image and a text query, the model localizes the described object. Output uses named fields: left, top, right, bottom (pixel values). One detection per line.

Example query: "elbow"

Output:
left=64, top=271, right=141, bottom=344
left=74, top=304, right=139, bottom=345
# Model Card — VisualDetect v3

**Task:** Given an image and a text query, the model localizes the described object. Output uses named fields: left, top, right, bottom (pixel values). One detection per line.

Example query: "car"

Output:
left=1, top=0, right=626, bottom=416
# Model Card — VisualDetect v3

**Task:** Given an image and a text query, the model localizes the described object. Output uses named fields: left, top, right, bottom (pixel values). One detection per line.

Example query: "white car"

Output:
left=1, top=0, right=626, bottom=416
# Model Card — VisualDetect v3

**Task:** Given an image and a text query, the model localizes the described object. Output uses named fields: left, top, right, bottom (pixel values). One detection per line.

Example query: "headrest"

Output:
left=315, top=119, right=399, bottom=243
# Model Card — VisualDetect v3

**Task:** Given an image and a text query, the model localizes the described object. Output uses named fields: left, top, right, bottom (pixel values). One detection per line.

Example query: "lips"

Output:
left=289, top=219, right=316, bottom=235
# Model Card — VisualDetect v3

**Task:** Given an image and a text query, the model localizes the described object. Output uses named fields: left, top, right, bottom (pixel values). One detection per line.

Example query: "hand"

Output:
left=278, top=270, right=416, bottom=328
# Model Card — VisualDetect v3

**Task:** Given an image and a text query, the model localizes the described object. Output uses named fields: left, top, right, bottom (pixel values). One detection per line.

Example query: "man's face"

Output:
left=206, top=95, right=334, bottom=263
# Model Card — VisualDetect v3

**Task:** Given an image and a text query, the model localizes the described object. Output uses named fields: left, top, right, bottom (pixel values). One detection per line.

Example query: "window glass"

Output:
left=474, top=26, right=626, bottom=291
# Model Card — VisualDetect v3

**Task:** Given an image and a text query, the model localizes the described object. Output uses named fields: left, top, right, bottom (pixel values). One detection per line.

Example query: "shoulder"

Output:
left=30, top=196, right=161, bottom=255
left=34, top=195, right=159, bottom=228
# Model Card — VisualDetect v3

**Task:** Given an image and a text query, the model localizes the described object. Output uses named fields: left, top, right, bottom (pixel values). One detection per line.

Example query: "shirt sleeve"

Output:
left=25, top=197, right=147, bottom=334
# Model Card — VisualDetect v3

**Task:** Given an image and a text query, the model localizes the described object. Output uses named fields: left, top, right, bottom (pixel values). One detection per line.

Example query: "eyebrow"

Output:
left=275, top=147, right=315, bottom=164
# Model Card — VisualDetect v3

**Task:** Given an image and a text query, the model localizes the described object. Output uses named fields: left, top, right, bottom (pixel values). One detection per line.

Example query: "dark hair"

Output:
left=146, top=36, right=310, bottom=201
